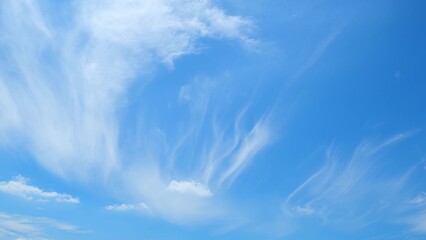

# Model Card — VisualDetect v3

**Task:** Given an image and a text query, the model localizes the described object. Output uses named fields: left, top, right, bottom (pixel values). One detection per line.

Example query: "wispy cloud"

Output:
left=0, top=212, right=81, bottom=240
left=291, top=27, right=342, bottom=81
left=410, top=193, right=426, bottom=205
left=365, top=130, right=418, bottom=156
left=283, top=132, right=417, bottom=228
left=0, top=0, right=253, bottom=181
left=217, top=117, right=272, bottom=187
left=0, top=0, right=265, bottom=223
left=175, top=78, right=275, bottom=188
left=114, top=75, right=276, bottom=222
left=0, top=176, right=79, bottom=203
left=404, top=192, right=426, bottom=234
left=406, top=212, right=426, bottom=234
left=0, top=0, right=280, bottom=228
left=115, top=163, right=233, bottom=225
left=291, top=205, right=315, bottom=216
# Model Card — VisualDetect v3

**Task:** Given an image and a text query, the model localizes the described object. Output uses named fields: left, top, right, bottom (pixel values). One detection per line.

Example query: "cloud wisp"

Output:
left=410, top=193, right=426, bottom=205
left=283, top=132, right=419, bottom=229
left=406, top=212, right=426, bottom=234
left=291, top=27, right=342, bottom=81
left=0, top=212, right=80, bottom=240
left=0, top=176, right=79, bottom=204
left=113, top=76, right=277, bottom=223
left=173, top=78, right=275, bottom=189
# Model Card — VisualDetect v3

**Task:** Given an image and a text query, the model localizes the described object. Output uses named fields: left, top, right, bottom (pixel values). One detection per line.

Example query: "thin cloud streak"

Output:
left=0, top=212, right=81, bottom=240
left=217, top=117, right=272, bottom=187
left=113, top=76, right=277, bottom=222
left=410, top=193, right=426, bottom=205
left=283, top=132, right=418, bottom=229
left=291, top=27, right=342, bottom=81
left=406, top=212, right=426, bottom=234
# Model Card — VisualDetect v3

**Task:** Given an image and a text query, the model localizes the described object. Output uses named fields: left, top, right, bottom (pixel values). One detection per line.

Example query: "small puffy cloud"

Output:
left=105, top=202, right=149, bottom=212
left=0, top=176, right=79, bottom=203
left=167, top=180, right=213, bottom=198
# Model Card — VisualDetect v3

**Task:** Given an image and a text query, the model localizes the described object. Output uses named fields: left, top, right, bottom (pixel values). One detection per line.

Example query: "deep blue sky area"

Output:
left=0, top=0, right=426, bottom=239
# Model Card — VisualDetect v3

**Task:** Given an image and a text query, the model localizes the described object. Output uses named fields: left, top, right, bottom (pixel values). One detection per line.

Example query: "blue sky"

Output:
left=0, top=0, right=426, bottom=239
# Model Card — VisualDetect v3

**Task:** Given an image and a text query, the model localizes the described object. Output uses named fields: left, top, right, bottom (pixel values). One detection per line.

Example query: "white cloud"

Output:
left=406, top=212, right=426, bottom=233
left=105, top=202, right=149, bottom=212
left=291, top=27, right=341, bottom=81
left=0, top=0, right=269, bottom=224
left=122, top=166, right=225, bottom=224
left=292, top=205, right=315, bottom=216
left=81, top=0, right=254, bottom=65
left=0, top=212, right=80, bottom=240
left=117, top=77, right=274, bottom=222
left=0, top=176, right=79, bottom=203
left=282, top=132, right=416, bottom=227
left=217, top=118, right=272, bottom=187
left=365, top=130, right=418, bottom=156
left=0, top=0, right=253, bottom=181
left=175, top=78, right=275, bottom=189
left=167, top=180, right=212, bottom=198
left=410, top=193, right=426, bottom=205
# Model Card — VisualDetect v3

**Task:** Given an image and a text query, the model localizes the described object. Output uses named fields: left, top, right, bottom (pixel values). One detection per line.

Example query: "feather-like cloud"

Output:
left=0, top=211, right=80, bottom=239
left=282, top=132, right=418, bottom=229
